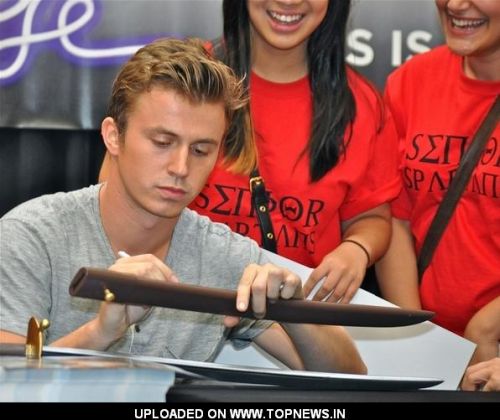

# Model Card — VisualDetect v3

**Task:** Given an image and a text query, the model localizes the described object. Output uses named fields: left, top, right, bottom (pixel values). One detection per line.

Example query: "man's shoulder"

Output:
left=1, top=185, right=99, bottom=226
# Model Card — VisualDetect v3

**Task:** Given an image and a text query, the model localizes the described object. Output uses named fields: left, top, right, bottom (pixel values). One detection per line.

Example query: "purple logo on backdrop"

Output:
left=0, top=0, right=175, bottom=86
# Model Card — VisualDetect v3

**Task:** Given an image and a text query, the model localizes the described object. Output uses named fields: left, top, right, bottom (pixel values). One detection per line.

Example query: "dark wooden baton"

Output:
left=69, top=267, right=433, bottom=327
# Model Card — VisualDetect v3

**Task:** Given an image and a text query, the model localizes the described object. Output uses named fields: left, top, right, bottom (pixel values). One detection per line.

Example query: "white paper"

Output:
left=40, top=346, right=442, bottom=390
left=215, top=250, right=475, bottom=390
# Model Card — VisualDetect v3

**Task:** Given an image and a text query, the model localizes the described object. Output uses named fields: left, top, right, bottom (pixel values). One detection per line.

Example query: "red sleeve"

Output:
left=384, top=70, right=412, bottom=220
left=340, top=95, right=402, bottom=221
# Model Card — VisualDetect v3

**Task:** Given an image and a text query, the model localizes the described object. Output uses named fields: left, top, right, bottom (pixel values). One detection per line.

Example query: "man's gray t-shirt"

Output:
left=0, top=185, right=271, bottom=361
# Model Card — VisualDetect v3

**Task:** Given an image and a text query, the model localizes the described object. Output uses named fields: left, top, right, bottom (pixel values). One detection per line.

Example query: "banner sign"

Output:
left=0, top=0, right=444, bottom=129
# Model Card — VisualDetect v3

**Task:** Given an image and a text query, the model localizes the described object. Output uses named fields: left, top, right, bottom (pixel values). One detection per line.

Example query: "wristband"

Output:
left=342, top=239, right=371, bottom=265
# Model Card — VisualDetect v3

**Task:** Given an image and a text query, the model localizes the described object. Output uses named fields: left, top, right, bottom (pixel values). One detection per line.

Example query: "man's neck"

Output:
left=98, top=181, right=176, bottom=260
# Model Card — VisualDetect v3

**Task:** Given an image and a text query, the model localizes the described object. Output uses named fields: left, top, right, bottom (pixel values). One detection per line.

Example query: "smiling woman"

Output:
left=188, top=0, right=401, bottom=306
left=247, top=0, right=328, bottom=72
left=435, top=0, right=500, bottom=79
left=375, top=0, right=500, bottom=376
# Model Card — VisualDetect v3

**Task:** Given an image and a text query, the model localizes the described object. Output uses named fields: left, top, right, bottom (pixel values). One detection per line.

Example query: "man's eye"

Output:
left=152, top=139, right=171, bottom=147
left=192, top=145, right=209, bottom=156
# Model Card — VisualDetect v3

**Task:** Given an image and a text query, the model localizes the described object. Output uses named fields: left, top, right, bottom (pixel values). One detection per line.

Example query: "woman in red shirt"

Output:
left=376, top=0, right=500, bottom=368
left=191, top=0, right=401, bottom=304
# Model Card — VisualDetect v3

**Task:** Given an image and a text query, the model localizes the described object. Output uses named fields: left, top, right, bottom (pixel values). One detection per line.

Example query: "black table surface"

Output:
left=166, top=380, right=500, bottom=403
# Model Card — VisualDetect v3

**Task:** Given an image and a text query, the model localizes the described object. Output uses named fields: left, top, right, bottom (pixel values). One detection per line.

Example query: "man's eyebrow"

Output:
left=193, top=138, right=220, bottom=145
left=145, top=127, right=219, bottom=145
left=144, top=127, right=179, bottom=138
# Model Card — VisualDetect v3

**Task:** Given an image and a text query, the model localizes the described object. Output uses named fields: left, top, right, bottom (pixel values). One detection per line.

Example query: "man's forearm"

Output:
left=282, top=323, right=367, bottom=374
left=50, top=318, right=122, bottom=351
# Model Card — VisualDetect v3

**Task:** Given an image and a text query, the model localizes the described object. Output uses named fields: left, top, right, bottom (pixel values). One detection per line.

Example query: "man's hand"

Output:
left=96, top=254, right=179, bottom=342
left=224, top=263, right=302, bottom=328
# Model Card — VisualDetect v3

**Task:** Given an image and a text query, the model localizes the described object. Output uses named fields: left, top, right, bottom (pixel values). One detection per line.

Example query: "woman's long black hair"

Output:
left=222, top=0, right=355, bottom=182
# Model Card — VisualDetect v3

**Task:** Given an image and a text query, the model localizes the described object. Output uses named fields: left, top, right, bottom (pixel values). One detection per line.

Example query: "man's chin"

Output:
left=146, top=205, right=184, bottom=220
left=157, top=209, right=183, bottom=219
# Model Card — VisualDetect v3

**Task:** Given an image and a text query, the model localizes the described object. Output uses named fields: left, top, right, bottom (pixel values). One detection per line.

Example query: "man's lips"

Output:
left=157, top=186, right=187, bottom=199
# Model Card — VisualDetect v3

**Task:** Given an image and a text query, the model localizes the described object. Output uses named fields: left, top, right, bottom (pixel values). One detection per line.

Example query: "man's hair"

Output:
left=107, top=37, right=256, bottom=173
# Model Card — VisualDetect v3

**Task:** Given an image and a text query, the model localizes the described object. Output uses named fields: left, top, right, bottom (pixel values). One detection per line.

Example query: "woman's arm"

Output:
left=375, top=217, right=421, bottom=309
left=304, top=203, right=391, bottom=303
left=464, top=296, right=500, bottom=366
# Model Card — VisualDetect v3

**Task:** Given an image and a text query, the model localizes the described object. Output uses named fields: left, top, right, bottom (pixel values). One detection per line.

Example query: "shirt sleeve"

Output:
left=391, top=185, right=412, bottom=220
left=340, top=101, right=402, bottom=221
left=0, top=218, right=53, bottom=337
left=384, top=69, right=412, bottom=221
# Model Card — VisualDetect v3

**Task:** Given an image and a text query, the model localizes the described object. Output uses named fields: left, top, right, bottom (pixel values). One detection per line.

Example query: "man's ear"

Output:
left=101, top=117, right=121, bottom=157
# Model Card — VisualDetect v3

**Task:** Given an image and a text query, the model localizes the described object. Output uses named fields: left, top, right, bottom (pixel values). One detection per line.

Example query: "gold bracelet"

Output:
left=342, top=239, right=371, bottom=265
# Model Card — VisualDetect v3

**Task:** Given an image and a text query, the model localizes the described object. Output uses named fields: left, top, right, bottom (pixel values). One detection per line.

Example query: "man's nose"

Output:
left=167, top=146, right=189, bottom=178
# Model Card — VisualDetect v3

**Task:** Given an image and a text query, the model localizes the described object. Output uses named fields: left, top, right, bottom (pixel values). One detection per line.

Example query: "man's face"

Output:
left=114, top=87, right=226, bottom=220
